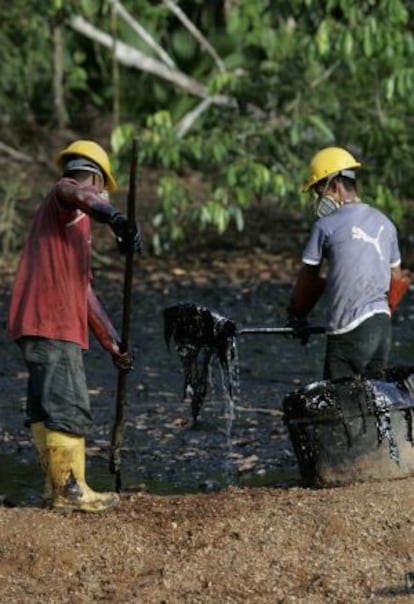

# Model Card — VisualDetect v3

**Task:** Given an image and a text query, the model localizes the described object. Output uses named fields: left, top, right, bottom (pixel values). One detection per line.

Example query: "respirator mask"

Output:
left=314, top=194, right=340, bottom=218
left=312, top=169, right=356, bottom=218
left=313, top=174, right=338, bottom=218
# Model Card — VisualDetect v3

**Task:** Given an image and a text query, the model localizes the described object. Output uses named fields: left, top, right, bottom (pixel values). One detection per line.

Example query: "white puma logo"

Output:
left=351, top=225, right=384, bottom=259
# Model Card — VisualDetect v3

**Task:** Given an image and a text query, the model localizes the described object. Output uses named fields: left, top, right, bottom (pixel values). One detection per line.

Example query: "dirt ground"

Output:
left=2, top=479, right=414, bottom=604
left=2, top=140, right=414, bottom=603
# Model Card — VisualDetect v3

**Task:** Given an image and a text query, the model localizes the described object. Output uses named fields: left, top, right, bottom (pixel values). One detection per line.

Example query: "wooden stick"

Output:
left=109, top=138, right=138, bottom=492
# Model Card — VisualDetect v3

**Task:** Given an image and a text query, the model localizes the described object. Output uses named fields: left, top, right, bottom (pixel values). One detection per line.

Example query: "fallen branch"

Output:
left=108, top=0, right=176, bottom=69
left=69, top=15, right=234, bottom=107
left=0, top=141, right=34, bottom=163
left=174, top=97, right=214, bottom=138
left=163, top=0, right=226, bottom=73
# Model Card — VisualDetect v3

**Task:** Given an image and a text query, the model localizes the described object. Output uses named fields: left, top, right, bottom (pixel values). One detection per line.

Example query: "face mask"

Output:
left=314, top=194, right=340, bottom=218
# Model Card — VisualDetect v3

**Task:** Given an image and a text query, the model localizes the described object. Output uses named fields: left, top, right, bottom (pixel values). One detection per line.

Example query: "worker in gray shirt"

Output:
left=287, top=146, right=409, bottom=381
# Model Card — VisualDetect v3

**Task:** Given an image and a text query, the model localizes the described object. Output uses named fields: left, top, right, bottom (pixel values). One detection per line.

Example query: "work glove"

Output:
left=110, top=212, right=143, bottom=255
left=388, top=275, right=410, bottom=313
left=111, top=349, right=135, bottom=372
left=286, top=312, right=310, bottom=346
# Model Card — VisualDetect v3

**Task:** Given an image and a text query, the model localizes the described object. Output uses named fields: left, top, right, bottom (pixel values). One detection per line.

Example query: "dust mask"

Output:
left=314, top=194, right=340, bottom=218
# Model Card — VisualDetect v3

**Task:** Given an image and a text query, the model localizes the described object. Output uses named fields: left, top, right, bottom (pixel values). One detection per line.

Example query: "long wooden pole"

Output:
left=109, top=138, right=138, bottom=492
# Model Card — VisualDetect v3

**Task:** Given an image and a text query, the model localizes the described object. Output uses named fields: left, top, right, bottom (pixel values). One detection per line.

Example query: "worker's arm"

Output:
left=55, top=179, right=142, bottom=254
left=287, top=264, right=326, bottom=318
left=87, top=285, right=133, bottom=371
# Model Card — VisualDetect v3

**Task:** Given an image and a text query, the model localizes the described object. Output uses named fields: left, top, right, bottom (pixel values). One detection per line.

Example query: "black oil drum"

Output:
left=283, top=367, right=414, bottom=488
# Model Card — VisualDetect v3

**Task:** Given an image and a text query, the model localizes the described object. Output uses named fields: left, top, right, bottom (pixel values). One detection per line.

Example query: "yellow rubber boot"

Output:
left=30, top=422, right=53, bottom=504
left=45, top=429, right=119, bottom=513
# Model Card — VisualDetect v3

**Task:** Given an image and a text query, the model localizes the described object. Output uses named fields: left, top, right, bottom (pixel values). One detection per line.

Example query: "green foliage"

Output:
left=2, top=0, right=414, bottom=252
left=113, top=107, right=284, bottom=251
left=115, top=0, right=414, bottom=250
left=0, top=180, right=26, bottom=256
left=152, top=176, right=189, bottom=254
left=0, top=3, right=52, bottom=121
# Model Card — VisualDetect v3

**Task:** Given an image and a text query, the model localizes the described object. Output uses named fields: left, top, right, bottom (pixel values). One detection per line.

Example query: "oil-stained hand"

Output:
left=111, top=349, right=135, bottom=372
left=286, top=313, right=310, bottom=346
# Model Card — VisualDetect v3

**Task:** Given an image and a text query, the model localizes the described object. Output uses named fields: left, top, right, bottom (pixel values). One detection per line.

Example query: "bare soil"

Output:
left=1, top=137, right=414, bottom=603
left=2, top=479, right=414, bottom=604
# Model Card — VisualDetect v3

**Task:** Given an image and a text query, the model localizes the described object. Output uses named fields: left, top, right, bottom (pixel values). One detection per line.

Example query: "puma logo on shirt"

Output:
left=351, top=225, right=384, bottom=260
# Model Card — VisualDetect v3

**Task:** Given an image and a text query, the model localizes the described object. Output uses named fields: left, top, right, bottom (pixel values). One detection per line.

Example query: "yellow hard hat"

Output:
left=303, top=146, right=361, bottom=192
left=55, top=140, right=117, bottom=192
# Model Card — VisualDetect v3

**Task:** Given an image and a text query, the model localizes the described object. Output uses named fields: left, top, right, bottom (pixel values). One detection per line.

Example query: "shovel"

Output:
left=163, top=302, right=325, bottom=423
left=164, top=301, right=325, bottom=350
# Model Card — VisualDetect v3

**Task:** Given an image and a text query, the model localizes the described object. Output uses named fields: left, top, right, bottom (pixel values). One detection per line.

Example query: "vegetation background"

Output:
left=3, top=5, right=414, bottom=602
left=1, top=0, right=414, bottom=259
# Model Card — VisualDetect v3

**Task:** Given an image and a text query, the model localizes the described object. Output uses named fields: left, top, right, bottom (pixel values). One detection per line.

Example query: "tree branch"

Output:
left=69, top=15, right=234, bottom=107
left=162, top=0, right=226, bottom=73
left=174, top=97, right=214, bottom=138
left=309, top=60, right=340, bottom=88
left=108, top=0, right=176, bottom=69
left=0, top=141, right=34, bottom=162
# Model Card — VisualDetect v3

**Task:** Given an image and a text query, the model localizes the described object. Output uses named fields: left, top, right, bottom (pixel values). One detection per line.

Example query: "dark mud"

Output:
left=1, top=243, right=414, bottom=505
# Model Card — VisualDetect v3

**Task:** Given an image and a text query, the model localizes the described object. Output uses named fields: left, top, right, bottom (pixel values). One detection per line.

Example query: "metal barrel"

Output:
left=283, top=367, right=414, bottom=488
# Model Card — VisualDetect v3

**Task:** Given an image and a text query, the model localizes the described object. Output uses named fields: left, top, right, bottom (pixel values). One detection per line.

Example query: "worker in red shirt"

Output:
left=7, top=140, right=141, bottom=513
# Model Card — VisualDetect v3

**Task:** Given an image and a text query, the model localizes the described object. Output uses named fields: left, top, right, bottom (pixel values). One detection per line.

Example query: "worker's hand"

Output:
left=110, top=213, right=143, bottom=255
left=286, top=313, right=310, bottom=346
left=111, top=349, right=135, bottom=372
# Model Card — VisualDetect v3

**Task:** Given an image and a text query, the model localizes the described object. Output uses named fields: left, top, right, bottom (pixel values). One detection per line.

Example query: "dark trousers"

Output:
left=18, top=336, right=92, bottom=435
left=323, top=313, right=392, bottom=381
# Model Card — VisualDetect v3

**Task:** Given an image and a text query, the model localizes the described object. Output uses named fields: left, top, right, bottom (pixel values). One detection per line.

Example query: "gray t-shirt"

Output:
left=302, top=202, right=401, bottom=334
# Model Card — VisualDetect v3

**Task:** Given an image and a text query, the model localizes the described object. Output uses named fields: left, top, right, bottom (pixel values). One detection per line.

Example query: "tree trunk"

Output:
left=111, top=5, right=120, bottom=129
left=52, top=24, right=69, bottom=129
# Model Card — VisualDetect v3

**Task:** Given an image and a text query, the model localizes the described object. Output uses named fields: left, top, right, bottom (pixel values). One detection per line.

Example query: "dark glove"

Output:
left=110, top=212, right=143, bottom=255
left=111, top=349, right=135, bottom=372
left=286, top=313, right=310, bottom=346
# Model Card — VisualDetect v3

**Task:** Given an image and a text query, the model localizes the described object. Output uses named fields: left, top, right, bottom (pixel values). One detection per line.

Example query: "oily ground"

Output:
left=2, top=134, right=414, bottom=603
